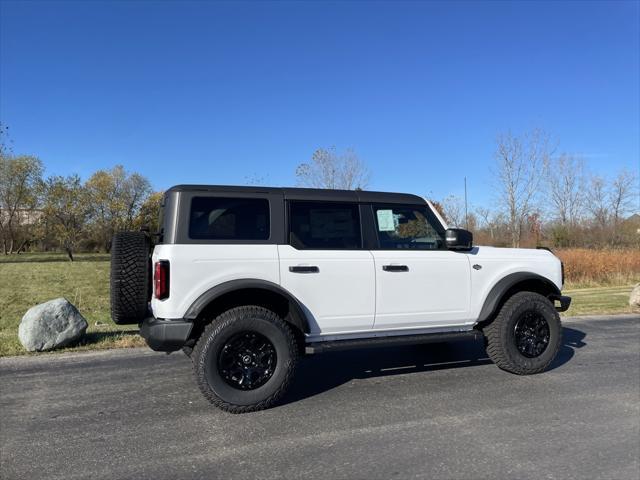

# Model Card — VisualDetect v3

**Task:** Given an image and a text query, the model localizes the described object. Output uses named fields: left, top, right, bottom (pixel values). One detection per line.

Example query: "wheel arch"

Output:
left=184, top=279, right=310, bottom=335
left=478, top=272, right=561, bottom=324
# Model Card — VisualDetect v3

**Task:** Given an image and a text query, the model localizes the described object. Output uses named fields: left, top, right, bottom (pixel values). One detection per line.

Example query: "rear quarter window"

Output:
left=189, top=197, right=270, bottom=240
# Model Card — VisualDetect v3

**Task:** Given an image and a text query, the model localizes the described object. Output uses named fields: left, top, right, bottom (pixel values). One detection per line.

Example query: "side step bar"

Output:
left=305, top=330, right=484, bottom=355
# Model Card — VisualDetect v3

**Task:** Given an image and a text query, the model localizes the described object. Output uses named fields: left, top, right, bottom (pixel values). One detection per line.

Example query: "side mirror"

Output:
left=445, top=228, right=473, bottom=251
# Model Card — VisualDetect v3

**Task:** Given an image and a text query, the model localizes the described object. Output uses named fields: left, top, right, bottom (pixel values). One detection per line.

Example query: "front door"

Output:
left=278, top=201, right=375, bottom=335
left=369, top=204, right=472, bottom=330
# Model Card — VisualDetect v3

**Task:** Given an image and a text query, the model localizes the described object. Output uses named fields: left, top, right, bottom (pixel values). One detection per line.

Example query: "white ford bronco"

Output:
left=110, top=185, right=571, bottom=413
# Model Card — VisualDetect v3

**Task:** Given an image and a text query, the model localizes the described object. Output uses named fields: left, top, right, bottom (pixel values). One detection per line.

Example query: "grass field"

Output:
left=0, top=252, right=637, bottom=356
left=0, top=253, right=143, bottom=356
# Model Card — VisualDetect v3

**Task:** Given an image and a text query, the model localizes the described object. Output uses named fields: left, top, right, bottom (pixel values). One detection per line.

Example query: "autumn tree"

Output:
left=85, top=165, right=152, bottom=251
left=296, top=147, right=370, bottom=190
left=41, top=175, right=89, bottom=261
left=0, top=154, right=44, bottom=254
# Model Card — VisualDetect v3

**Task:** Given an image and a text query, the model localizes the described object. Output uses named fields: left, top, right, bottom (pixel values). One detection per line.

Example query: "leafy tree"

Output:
left=0, top=154, right=44, bottom=254
left=41, top=175, right=89, bottom=261
left=85, top=165, right=151, bottom=251
left=133, top=191, right=164, bottom=233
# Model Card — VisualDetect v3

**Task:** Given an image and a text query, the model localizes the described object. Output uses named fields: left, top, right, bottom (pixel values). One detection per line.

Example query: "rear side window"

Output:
left=189, top=197, right=270, bottom=240
left=289, top=202, right=362, bottom=249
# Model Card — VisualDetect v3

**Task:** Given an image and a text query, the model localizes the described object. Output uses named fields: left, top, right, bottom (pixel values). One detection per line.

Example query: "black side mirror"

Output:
left=445, top=228, right=473, bottom=251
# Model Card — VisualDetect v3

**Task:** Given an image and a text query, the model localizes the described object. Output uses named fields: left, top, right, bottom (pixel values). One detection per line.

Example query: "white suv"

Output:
left=110, top=185, right=571, bottom=413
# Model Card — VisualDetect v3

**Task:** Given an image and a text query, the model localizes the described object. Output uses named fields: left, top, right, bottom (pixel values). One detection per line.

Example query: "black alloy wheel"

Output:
left=514, top=311, right=550, bottom=358
left=218, top=331, right=277, bottom=390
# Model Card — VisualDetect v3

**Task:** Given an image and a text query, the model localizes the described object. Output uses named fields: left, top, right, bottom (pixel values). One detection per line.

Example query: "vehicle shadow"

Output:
left=283, top=326, right=587, bottom=405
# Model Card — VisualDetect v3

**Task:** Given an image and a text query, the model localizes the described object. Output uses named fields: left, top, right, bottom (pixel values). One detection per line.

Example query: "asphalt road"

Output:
left=1, top=314, right=639, bottom=480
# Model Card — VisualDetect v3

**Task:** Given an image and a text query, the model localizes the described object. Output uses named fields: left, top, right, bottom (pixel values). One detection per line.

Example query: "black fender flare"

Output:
left=183, top=279, right=310, bottom=333
left=478, top=272, right=561, bottom=323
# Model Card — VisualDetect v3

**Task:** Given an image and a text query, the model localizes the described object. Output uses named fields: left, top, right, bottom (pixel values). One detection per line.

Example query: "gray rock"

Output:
left=18, top=298, right=88, bottom=352
left=630, top=284, right=640, bottom=309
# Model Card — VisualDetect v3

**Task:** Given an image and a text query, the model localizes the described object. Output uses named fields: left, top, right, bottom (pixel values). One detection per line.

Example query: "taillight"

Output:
left=154, top=260, right=170, bottom=300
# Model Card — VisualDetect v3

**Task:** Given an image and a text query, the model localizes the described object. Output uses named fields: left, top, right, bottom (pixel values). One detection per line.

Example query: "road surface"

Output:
left=1, top=314, right=639, bottom=480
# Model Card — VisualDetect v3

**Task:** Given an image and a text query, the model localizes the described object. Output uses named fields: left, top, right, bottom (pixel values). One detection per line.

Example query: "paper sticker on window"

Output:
left=377, top=209, right=396, bottom=231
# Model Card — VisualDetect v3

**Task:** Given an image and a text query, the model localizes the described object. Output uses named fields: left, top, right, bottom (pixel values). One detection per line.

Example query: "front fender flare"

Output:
left=478, top=272, right=561, bottom=323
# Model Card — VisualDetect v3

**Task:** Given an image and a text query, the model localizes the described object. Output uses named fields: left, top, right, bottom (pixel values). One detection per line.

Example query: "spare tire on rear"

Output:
left=110, top=231, right=151, bottom=325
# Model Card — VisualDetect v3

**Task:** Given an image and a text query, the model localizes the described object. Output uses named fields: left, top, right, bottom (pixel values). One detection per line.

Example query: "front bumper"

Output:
left=139, top=317, right=193, bottom=352
left=549, top=295, right=572, bottom=312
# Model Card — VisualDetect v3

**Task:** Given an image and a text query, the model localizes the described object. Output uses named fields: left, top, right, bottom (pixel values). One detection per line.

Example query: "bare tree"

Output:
left=587, top=174, right=609, bottom=230
left=295, top=147, right=370, bottom=190
left=609, top=168, right=638, bottom=226
left=494, top=129, right=552, bottom=247
left=441, top=195, right=465, bottom=227
left=548, top=154, right=585, bottom=226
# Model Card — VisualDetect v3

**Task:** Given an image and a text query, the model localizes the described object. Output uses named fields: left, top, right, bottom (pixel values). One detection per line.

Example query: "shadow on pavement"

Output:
left=283, top=326, right=587, bottom=405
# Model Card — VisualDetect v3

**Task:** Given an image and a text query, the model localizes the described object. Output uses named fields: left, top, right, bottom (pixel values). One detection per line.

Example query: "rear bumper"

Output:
left=549, top=295, right=572, bottom=312
left=139, top=317, right=193, bottom=352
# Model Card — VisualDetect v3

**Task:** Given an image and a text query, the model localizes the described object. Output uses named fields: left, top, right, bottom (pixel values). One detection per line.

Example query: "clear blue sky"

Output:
left=1, top=0, right=638, bottom=206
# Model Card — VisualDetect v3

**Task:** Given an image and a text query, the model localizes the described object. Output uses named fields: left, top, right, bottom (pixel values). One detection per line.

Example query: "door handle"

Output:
left=289, top=265, right=320, bottom=273
left=382, top=265, right=409, bottom=272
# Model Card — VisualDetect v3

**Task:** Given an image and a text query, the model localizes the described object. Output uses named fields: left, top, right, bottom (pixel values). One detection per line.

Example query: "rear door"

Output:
left=278, top=201, right=375, bottom=335
left=369, top=204, right=472, bottom=330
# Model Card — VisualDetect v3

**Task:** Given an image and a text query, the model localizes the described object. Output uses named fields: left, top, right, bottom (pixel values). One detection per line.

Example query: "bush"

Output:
left=557, top=248, right=640, bottom=287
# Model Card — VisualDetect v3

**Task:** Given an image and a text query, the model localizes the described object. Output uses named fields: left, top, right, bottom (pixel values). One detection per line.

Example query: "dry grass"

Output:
left=557, top=248, right=640, bottom=288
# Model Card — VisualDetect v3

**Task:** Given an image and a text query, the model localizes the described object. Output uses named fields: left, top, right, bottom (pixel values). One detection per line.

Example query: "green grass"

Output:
left=0, top=253, right=637, bottom=356
left=0, top=253, right=143, bottom=356
left=563, top=284, right=637, bottom=316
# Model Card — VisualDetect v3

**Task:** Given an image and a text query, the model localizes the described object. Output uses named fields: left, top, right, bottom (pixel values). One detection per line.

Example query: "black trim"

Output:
left=289, top=265, right=319, bottom=273
left=139, top=317, right=193, bottom=352
left=183, top=279, right=310, bottom=333
left=549, top=294, right=572, bottom=312
left=305, top=330, right=483, bottom=354
left=478, top=272, right=562, bottom=323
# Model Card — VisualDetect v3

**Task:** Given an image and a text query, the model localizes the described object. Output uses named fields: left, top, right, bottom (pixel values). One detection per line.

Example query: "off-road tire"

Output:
left=192, top=306, right=297, bottom=413
left=483, top=291, right=562, bottom=375
left=110, top=231, right=151, bottom=325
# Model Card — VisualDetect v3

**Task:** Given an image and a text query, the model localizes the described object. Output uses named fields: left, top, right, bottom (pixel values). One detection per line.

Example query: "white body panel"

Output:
left=150, top=243, right=562, bottom=342
left=466, top=246, right=562, bottom=319
left=151, top=244, right=280, bottom=320
left=277, top=245, right=375, bottom=334
left=371, top=250, right=472, bottom=329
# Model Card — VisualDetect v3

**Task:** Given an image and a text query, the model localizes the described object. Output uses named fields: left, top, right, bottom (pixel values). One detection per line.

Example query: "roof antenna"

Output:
left=464, top=176, right=469, bottom=230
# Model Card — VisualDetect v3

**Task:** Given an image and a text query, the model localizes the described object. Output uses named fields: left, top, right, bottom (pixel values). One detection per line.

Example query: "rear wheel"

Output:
left=110, top=232, right=151, bottom=325
left=483, top=291, right=562, bottom=375
left=192, top=306, right=297, bottom=413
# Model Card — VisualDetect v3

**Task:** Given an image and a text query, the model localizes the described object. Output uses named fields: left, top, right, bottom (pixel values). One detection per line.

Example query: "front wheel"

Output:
left=192, top=306, right=298, bottom=413
left=483, top=291, right=562, bottom=375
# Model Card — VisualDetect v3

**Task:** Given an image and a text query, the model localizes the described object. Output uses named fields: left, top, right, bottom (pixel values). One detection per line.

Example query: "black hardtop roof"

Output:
left=167, top=184, right=426, bottom=205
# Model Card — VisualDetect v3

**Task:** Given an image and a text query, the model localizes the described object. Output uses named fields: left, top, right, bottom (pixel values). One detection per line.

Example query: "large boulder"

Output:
left=18, top=298, right=88, bottom=352
left=630, top=284, right=640, bottom=309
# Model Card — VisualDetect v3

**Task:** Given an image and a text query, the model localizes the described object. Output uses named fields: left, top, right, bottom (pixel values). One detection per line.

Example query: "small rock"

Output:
left=630, top=284, right=640, bottom=309
left=18, top=298, right=88, bottom=352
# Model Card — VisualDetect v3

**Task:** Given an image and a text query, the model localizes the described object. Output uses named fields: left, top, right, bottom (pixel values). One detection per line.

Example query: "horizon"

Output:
left=1, top=0, right=639, bottom=208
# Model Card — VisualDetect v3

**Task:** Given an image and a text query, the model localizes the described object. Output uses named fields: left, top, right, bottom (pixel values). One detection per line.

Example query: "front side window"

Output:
left=373, top=205, right=444, bottom=250
left=189, top=197, right=269, bottom=240
left=289, top=202, right=362, bottom=249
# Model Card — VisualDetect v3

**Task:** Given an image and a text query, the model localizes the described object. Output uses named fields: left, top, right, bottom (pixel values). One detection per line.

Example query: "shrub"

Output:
left=557, top=248, right=640, bottom=287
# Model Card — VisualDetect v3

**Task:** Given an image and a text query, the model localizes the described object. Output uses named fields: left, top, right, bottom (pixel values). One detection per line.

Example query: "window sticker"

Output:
left=376, top=209, right=396, bottom=231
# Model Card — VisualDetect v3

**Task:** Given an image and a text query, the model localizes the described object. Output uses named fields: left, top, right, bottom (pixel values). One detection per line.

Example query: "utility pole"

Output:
left=464, top=177, right=469, bottom=230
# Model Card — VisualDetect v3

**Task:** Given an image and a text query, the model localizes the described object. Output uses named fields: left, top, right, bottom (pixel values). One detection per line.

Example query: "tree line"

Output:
left=296, top=133, right=639, bottom=249
left=0, top=125, right=162, bottom=260
left=1, top=125, right=638, bottom=259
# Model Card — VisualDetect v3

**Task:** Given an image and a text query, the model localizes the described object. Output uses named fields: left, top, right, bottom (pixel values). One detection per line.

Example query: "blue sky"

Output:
left=1, top=0, right=638, bottom=206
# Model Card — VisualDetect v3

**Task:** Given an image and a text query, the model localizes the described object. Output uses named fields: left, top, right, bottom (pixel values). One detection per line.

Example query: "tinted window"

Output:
left=189, top=197, right=269, bottom=240
left=289, top=202, right=361, bottom=249
left=373, top=205, right=444, bottom=250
